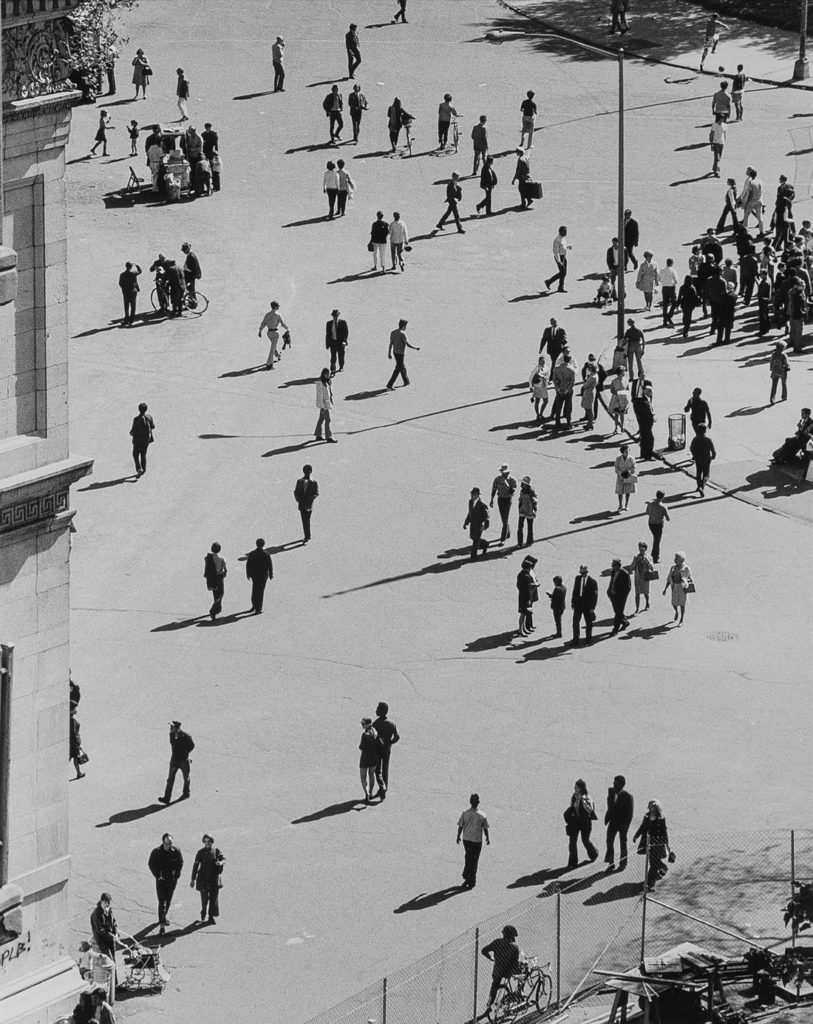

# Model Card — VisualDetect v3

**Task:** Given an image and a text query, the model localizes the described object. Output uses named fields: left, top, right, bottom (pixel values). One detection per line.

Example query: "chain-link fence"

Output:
left=304, top=830, right=813, bottom=1024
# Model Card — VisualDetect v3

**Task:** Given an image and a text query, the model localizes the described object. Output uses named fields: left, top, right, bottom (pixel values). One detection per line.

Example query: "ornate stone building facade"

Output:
left=1, top=0, right=93, bottom=1018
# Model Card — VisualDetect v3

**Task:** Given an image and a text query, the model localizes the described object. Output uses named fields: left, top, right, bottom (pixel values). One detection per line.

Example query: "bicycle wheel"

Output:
left=150, top=288, right=160, bottom=311
left=185, top=291, right=209, bottom=315
left=529, top=970, right=553, bottom=1014
left=488, top=986, right=516, bottom=1024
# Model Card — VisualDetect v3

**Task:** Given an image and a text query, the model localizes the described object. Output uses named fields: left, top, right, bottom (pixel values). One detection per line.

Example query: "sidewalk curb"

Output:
left=496, top=0, right=813, bottom=92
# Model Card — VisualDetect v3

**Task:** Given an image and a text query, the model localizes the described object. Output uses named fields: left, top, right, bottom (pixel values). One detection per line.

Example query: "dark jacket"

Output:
left=294, top=476, right=319, bottom=510
left=370, top=220, right=389, bottom=244
left=325, top=318, right=349, bottom=348
left=634, top=814, right=669, bottom=852
left=129, top=412, right=155, bottom=445
left=119, top=268, right=140, bottom=295
left=176, top=75, right=190, bottom=99
left=690, top=434, right=716, bottom=466
left=481, top=937, right=520, bottom=981
left=148, top=843, right=184, bottom=882
left=541, top=325, right=567, bottom=360
left=549, top=583, right=567, bottom=612
left=169, top=728, right=195, bottom=761
left=90, top=903, right=117, bottom=952
left=359, top=728, right=382, bottom=768
left=479, top=165, right=497, bottom=190
left=516, top=569, right=539, bottom=607
left=445, top=180, right=462, bottom=204
left=201, top=129, right=219, bottom=159
left=624, top=217, right=639, bottom=248
left=373, top=716, right=399, bottom=749
left=191, top=845, right=225, bottom=891
left=184, top=250, right=202, bottom=281
left=464, top=497, right=489, bottom=537
left=605, top=787, right=634, bottom=828
left=607, top=568, right=631, bottom=603
left=245, top=548, right=273, bottom=581
left=571, top=574, right=598, bottom=611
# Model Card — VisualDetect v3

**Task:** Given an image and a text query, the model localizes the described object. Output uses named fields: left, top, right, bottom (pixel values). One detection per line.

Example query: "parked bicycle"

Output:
left=487, top=957, right=553, bottom=1023
left=150, top=287, right=209, bottom=316
left=450, top=116, right=461, bottom=153
left=403, top=115, right=416, bottom=157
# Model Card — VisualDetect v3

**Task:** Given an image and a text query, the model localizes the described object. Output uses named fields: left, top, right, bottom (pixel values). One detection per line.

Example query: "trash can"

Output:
left=668, top=413, right=686, bottom=451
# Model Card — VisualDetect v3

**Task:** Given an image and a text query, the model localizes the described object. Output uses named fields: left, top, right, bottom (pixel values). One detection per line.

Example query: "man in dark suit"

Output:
left=294, top=464, right=319, bottom=542
left=435, top=173, right=465, bottom=234
left=148, top=832, right=183, bottom=934
left=158, top=720, right=195, bottom=804
left=604, top=775, right=634, bottom=871
left=463, top=487, right=489, bottom=560
left=201, top=122, right=219, bottom=160
left=540, top=317, right=567, bottom=367
left=245, top=538, right=273, bottom=614
left=129, top=402, right=155, bottom=477
left=181, top=242, right=201, bottom=302
left=118, top=260, right=141, bottom=325
left=623, top=208, right=639, bottom=269
left=570, top=564, right=597, bottom=645
left=607, top=558, right=631, bottom=633
left=325, top=309, right=349, bottom=375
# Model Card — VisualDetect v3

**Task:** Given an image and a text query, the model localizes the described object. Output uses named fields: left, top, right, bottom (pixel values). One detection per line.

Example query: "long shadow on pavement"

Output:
left=262, top=439, right=326, bottom=457
left=508, top=864, right=574, bottom=890
left=344, top=388, right=391, bottom=400
left=220, top=364, right=268, bottom=377
left=78, top=475, right=138, bottom=490
left=233, top=90, right=276, bottom=100
left=278, top=377, right=319, bottom=388
left=291, top=798, right=367, bottom=824
left=393, top=886, right=467, bottom=913
left=282, top=213, right=333, bottom=227
left=96, top=802, right=167, bottom=827
left=583, top=880, right=644, bottom=905
left=464, top=630, right=518, bottom=652
left=539, top=867, right=608, bottom=897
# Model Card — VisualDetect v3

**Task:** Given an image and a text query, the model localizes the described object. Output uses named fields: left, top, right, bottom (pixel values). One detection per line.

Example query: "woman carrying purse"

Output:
left=633, top=799, right=672, bottom=889
left=564, top=779, right=599, bottom=868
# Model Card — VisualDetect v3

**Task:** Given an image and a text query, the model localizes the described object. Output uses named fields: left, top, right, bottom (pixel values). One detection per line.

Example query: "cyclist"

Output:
left=150, top=253, right=170, bottom=312
left=482, top=925, right=522, bottom=1011
left=437, top=93, right=460, bottom=150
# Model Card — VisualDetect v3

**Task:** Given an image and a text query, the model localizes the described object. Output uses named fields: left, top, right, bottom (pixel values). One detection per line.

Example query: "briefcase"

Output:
left=525, top=181, right=543, bottom=199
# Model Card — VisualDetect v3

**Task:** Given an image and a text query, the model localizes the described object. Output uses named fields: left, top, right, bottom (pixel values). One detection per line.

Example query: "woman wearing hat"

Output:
left=190, top=834, right=226, bottom=923
left=635, top=251, right=660, bottom=311
left=613, top=443, right=637, bottom=512
left=515, top=555, right=539, bottom=637
left=516, top=477, right=538, bottom=547
left=769, top=340, right=790, bottom=404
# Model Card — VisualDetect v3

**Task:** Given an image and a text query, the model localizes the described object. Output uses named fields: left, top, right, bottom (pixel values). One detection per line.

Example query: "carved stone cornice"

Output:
left=1, top=16, right=76, bottom=103
left=1, top=0, right=81, bottom=29
left=0, top=456, right=93, bottom=535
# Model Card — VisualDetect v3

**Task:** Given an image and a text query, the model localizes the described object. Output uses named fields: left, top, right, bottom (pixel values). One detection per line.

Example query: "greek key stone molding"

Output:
left=0, top=488, right=68, bottom=532
left=1, top=18, right=74, bottom=102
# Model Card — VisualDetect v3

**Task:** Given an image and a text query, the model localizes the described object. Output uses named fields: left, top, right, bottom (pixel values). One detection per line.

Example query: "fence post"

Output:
left=382, top=976, right=387, bottom=1024
left=640, top=836, right=649, bottom=961
left=791, top=830, right=797, bottom=949
left=473, top=927, right=479, bottom=1023
left=556, top=892, right=562, bottom=1009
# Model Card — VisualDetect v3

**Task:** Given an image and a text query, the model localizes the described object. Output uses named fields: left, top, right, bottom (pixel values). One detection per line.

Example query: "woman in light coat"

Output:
left=630, top=540, right=654, bottom=613
left=636, top=251, right=660, bottom=310
left=614, top=443, right=637, bottom=512
left=663, top=550, right=693, bottom=625
left=131, top=49, right=150, bottom=99
left=315, top=368, right=336, bottom=443
left=608, top=367, right=630, bottom=435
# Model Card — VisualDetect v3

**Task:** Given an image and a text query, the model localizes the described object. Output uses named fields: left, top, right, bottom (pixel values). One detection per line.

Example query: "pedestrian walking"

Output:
left=129, top=402, right=154, bottom=477
left=633, top=800, right=672, bottom=888
left=323, top=161, right=339, bottom=218
left=323, top=85, right=344, bottom=143
left=471, top=114, right=488, bottom=175
left=457, top=793, right=489, bottom=889
left=325, top=309, right=348, bottom=375
left=609, top=0, right=629, bottom=34
left=345, top=23, right=361, bottom=79
left=464, top=487, right=490, bottom=560
left=435, top=172, right=465, bottom=233
left=660, top=258, right=678, bottom=326
left=630, top=541, right=655, bottom=612
left=127, top=119, right=138, bottom=156
left=564, top=779, right=599, bottom=868
left=393, top=0, right=408, bottom=22
left=315, top=368, right=336, bottom=443
left=699, top=13, right=726, bottom=70
left=711, top=80, right=731, bottom=122
left=369, top=210, right=389, bottom=271
left=689, top=424, right=715, bottom=496
left=606, top=237, right=621, bottom=295
left=272, top=36, right=285, bottom=92
left=148, top=833, right=183, bottom=934
left=294, top=464, right=319, bottom=542
left=739, top=167, right=764, bottom=235
left=158, top=720, right=195, bottom=804
left=386, top=318, right=419, bottom=389
left=89, top=110, right=112, bottom=157
left=645, top=491, right=669, bottom=564
left=607, top=367, right=630, bottom=434
left=359, top=717, right=381, bottom=803
left=482, top=927, right=521, bottom=1010
left=570, top=564, right=598, bottom=646
left=389, top=211, right=409, bottom=271
left=516, top=476, right=537, bottom=548
left=258, top=300, right=289, bottom=369
left=131, top=48, right=150, bottom=98
left=511, top=148, right=532, bottom=209
left=716, top=178, right=739, bottom=233
left=386, top=96, right=406, bottom=152
left=787, top=271, right=806, bottom=352
left=731, top=64, right=747, bottom=120
left=516, top=554, right=539, bottom=637
left=769, top=340, right=790, bottom=404
left=677, top=274, right=700, bottom=337
left=632, top=377, right=655, bottom=459
left=635, top=253, right=659, bottom=311
left=757, top=270, right=772, bottom=335
left=519, top=90, right=537, bottom=149
left=623, top=209, right=639, bottom=269
left=245, top=538, right=273, bottom=614
left=663, top=551, right=693, bottom=625
left=684, top=387, right=712, bottom=434
left=373, top=702, right=400, bottom=798
left=476, top=156, right=497, bottom=216
left=437, top=93, right=460, bottom=149
left=69, top=701, right=86, bottom=780
left=709, top=115, right=726, bottom=178
left=529, top=361, right=549, bottom=424
left=176, top=68, right=190, bottom=121
left=203, top=542, right=227, bottom=619
left=118, top=261, right=141, bottom=326
left=190, top=834, right=225, bottom=923
left=544, top=226, right=570, bottom=293
left=614, top=443, right=637, bottom=512
left=604, top=776, right=634, bottom=871
left=623, top=318, right=646, bottom=377
left=547, top=576, right=567, bottom=637
left=740, top=245, right=758, bottom=305
left=349, top=84, right=367, bottom=142
left=540, top=317, right=567, bottom=366
left=607, top=558, right=631, bottom=633
left=490, top=463, right=517, bottom=545
left=550, top=355, right=576, bottom=429
left=336, top=159, right=353, bottom=216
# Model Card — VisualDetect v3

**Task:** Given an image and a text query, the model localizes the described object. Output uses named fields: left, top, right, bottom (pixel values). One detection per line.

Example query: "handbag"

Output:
left=143, top=64, right=153, bottom=76
left=645, top=569, right=659, bottom=581
left=367, top=241, right=375, bottom=252
left=685, top=581, right=696, bottom=594
left=77, top=749, right=90, bottom=765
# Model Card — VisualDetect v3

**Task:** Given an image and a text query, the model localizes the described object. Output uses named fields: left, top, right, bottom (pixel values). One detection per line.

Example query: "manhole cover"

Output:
left=705, top=631, right=738, bottom=642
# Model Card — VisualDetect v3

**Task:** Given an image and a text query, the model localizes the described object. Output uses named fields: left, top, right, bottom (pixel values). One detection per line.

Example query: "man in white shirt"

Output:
left=456, top=793, right=490, bottom=889
left=544, top=226, right=571, bottom=293
left=272, top=36, right=285, bottom=93
left=739, top=167, right=764, bottom=234
left=660, top=257, right=679, bottom=327
left=709, top=115, right=726, bottom=178
left=388, top=212, right=409, bottom=272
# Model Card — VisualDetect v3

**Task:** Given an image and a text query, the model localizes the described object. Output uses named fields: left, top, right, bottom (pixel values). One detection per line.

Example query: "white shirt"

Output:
left=660, top=266, right=679, bottom=288
left=316, top=380, right=333, bottom=409
left=458, top=807, right=489, bottom=842
left=272, top=41, right=284, bottom=63
left=389, top=220, right=408, bottom=244
left=553, top=234, right=568, bottom=257
left=323, top=169, right=339, bottom=190
left=710, top=121, right=726, bottom=145
left=260, top=309, right=286, bottom=335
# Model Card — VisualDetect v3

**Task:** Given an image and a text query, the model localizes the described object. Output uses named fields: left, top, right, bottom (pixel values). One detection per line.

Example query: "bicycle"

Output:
left=150, top=287, right=209, bottom=316
left=403, top=116, right=415, bottom=157
left=487, top=958, right=553, bottom=1024
left=451, top=117, right=460, bottom=153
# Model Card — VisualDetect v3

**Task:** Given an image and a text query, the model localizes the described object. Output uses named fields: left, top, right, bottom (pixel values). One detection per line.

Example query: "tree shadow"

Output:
left=583, top=879, right=645, bottom=905
left=291, top=798, right=366, bottom=824
left=233, top=90, right=276, bottom=100
left=344, top=388, right=391, bottom=400
left=278, top=377, right=319, bottom=388
left=219, top=364, right=269, bottom=377
left=464, top=630, right=518, bottom=652
left=508, top=864, right=574, bottom=890
left=282, top=213, right=334, bottom=227
left=727, top=404, right=771, bottom=417
left=95, top=802, right=167, bottom=827
left=262, top=438, right=326, bottom=458
left=78, top=475, right=137, bottom=490
left=393, top=886, right=467, bottom=913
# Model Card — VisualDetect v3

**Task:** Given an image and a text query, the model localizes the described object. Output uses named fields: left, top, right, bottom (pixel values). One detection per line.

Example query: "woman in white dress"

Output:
left=663, top=551, right=693, bottom=626
left=614, top=443, right=637, bottom=513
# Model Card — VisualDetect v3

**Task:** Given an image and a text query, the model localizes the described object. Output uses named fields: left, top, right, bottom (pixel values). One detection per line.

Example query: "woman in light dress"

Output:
left=132, top=49, right=151, bottom=99
left=607, top=367, right=630, bottom=434
left=630, top=540, right=654, bottom=613
left=663, top=550, right=693, bottom=625
left=613, top=443, right=637, bottom=513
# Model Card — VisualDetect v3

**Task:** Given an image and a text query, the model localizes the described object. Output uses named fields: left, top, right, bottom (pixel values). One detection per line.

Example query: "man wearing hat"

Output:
left=769, top=340, right=790, bottom=404
left=463, top=487, right=490, bottom=560
left=490, top=464, right=517, bottom=545
left=158, top=720, right=195, bottom=804
left=325, top=308, right=349, bottom=376
left=272, top=36, right=285, bottom=92
left=148, top=832, right=184, bottom=934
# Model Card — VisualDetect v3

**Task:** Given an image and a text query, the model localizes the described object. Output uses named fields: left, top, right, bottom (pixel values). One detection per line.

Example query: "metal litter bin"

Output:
left=667, top=413, right=686, bottom=451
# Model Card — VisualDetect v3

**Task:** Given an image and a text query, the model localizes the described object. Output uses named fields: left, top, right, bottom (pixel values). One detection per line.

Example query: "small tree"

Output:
left=64, top=0, right=134, bottom=87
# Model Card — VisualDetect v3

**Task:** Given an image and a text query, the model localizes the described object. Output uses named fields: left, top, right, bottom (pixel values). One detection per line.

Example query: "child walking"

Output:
left=128, top=120, right=139, bottom=156
left=547, top=576, right=566, bottom=638
left=90, top=110, right=112, bottom=157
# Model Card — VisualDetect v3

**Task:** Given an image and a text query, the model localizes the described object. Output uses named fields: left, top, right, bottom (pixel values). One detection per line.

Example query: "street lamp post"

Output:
left=794, top=0, right=809, bottom=81
left=617, top=49, right=625, bottom=341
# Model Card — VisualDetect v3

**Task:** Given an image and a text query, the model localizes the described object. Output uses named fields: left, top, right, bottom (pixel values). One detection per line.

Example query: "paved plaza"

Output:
left=61, top=0, right=812, bottom=1021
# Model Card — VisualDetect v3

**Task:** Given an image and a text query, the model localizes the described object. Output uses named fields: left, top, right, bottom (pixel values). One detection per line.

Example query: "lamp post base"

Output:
left=793, top=57, right=809, bottom=81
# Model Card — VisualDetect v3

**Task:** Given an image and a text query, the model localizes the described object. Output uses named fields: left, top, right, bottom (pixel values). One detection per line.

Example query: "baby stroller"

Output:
left=117, top=933, right=170, bottom=993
